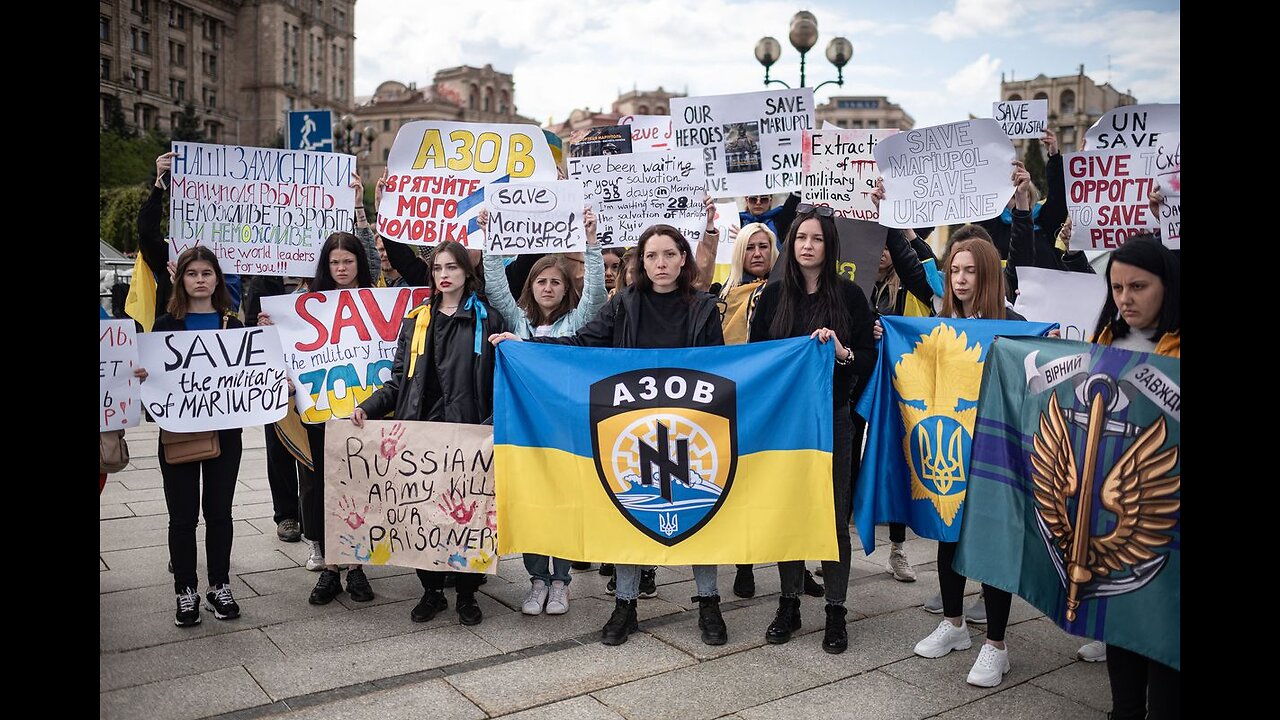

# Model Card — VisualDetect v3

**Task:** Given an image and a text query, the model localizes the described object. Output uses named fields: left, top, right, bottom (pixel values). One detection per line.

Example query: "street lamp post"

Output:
left=333, top=113, right=377, bottom=155
left=754, top=10, right=852, bottom=91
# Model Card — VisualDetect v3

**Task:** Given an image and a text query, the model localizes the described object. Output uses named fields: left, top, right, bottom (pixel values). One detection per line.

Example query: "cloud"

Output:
left=1034, top=9, right=1180, bottom=102
left=927, top=0, right=1067, bottom=41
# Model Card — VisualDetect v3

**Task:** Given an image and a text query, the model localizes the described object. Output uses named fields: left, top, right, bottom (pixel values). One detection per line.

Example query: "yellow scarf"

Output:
left=405, top=302, right=433, bottom=378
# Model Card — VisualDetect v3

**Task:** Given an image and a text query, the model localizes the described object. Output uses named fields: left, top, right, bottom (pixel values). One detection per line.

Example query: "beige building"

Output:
left=545, top=87, right=686, bottom=144
left=1000, top=66, right=1137, bottom=153
left=349, top=64, right=539, bottom=180
left=99, top=0, right=357, bottom=146
left=815, top=96, right=915, bottom=131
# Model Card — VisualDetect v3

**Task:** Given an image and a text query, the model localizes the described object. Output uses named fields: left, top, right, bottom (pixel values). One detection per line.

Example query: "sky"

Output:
left=354, top=0, right=1179, bottom=129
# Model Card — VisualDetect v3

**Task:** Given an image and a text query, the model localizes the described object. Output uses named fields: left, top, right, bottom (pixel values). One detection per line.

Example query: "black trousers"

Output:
left=779, top=406, right=853, bottom=604
left=1107, top=644, right=1181, bottom=719
left=936, top=541, right=1012, bottom=641
left=161, top=430, right=243, bottom=594
left=418, top=569, right=481, bottom=596
left=264, top=424, right=300, bottom=524
left=298, top=423, right=326, bottom=553
left=850, top=414, right=906, bottom=543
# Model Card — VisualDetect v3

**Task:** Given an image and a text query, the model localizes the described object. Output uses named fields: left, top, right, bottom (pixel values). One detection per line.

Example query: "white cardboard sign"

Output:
left=100, top=320, right=142, bottom=431
left=483, top=181, right=587, bottom=255
left=568, top=149, right=709, bottom=248
left=1013, top=267, right=1108, bottom=342
left=1085, top=104, right=1180, bottom=151
left=803, top=128, right=899, bottom=222
left=992, top=100, right=1048, bottom=139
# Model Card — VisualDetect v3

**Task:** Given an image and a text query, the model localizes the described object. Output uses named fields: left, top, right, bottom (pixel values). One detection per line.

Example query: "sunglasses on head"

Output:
left=796, top=203, right=835, bottom=218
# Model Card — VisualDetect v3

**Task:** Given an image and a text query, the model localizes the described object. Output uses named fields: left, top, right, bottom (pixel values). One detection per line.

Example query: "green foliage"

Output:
left=102, top=95, right=129, bottom=136
left=1023, top=139, right=1047, bottom=199
left=171, top=103, right=205, bottom=142
left=100, top=185, right=158, bottom=253
left=100, top=130, right=170, bottom=188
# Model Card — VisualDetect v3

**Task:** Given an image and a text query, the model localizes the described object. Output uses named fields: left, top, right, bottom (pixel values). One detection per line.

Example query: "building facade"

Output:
left=999, top=66, right=1137, bottom=153
left=815, top=96, right=915, bottom=131
left=544, top=87, right=686, bottom=144
left=99, top=0, right=357, bottom=146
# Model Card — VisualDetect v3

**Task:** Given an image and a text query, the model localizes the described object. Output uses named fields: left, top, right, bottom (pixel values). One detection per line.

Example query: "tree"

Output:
left=171, top=103, right=205, bottom=142
left=100, top=185, right=156, bottom=253
left=100, top=130, right=170, bottom=187
left=102, top=94, right=130, bottom=136
left=1023, top=139, right=1046, bottom=200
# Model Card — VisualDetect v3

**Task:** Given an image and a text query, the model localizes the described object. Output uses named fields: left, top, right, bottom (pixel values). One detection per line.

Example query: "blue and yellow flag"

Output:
left=853, top=316, right=1055, bottom=553
left=954, top=337, right=1180, bottom=670
left=495, top=336, right=837, bottom=565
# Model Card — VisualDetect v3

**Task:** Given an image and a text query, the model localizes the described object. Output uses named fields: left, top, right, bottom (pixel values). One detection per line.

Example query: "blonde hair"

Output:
left=719, top=223, right=778, bottom=299
left=941, top=238, right=1007, bottom=320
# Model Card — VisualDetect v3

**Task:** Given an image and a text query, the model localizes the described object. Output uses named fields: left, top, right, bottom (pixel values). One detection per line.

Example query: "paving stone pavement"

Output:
left=101, top=423, right=1111, bottom=719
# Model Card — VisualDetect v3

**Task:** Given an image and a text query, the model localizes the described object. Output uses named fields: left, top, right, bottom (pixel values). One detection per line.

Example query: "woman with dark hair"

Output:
left=478, top=208, right=607, bottom=616
left=748, top=207, right=877, bottom=654
left=353, top=241, right=509, bottom=626
left=490, top=224, right=727, bottom=647
left=132, top=246, right=246, bottom=627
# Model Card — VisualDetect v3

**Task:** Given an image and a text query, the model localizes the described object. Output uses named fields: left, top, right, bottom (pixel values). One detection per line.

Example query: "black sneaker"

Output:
left=599, top=563, right=615, bottom=576
left=175, top=587, right=201, bottom=627
left=204, top=583, right=241, bottom=620
left=345, top=567, right=375, bottom=602
left=733, top=565, right=756, bottom=598
left=601, top=598, right=638, bottom=645
left=606, top=575, right=616, bottom=595
left=822, top=604, right=848, bottom=654
left=695, top=594, right=728, bottom=646
left=571, top=561, right=592, bottom=570
left=803, top=569, right=825, bottom=597
left=457, top=594, right=483, bottom=626
left=411, top=590, right=448, bottom=622
left=765, top=596, right=802, bottom=644
left=308, top=569, right=343, bottom=605
left=638, top=568, right=657, bottom=598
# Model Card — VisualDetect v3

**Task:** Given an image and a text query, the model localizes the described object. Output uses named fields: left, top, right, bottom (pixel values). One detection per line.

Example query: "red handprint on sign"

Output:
left=380, top=422, right=406, bottom=460
left=438, top=493, right=478, bottom=525
left=486, top=506, right=497, bottom=532
left=333, top=495, right=371, bottom=530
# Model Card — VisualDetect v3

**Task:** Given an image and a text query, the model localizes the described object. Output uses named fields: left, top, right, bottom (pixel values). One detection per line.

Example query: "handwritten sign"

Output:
left=568, top=149, right=709, bottom=248
left=169, top=142, right=356, bottom=277
left=261, top=287, right=431, bottom=423
left=484, top=180, right=586, bottom=255
left=1013, top=267, right=1108, bottom=341
left=802, top=128, right=899, bottom=221
left=1063, top=149, right=1158, bottom=250
left=378, top=121, right=557, bottom=248
left=1085, top=104, right=1180, bottom=150
left=992, top=99, right=1048, bottom=139
left=100, top=320, right=142, bottom=431
left=712, top=200, right=741, bottom=265
left=1151, top=132, right=1180, bottom=249
left=570, top=125, right=633, bottom=157
left=620, top=115, right=674, bottom=152
left=873, top=119, right=1015, bottom=228
left=672, top=89, right=814, bottom=196
left=138, top=327, right=290, bottom=431
left=325, top=420, right=497, bottom=574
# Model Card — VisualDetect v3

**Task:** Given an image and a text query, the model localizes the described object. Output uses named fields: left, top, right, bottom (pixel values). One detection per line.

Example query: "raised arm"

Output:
left=350, top=171, right=381, bottom=284
left=693, top=196, right=720, bottom=292
left=478, top=209, right=528, bottom=336
left=566, top=209, right=608, bottom=328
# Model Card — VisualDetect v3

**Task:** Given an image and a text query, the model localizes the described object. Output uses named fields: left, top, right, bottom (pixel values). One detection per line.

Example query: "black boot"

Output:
left=803, top=569, right=825, bottom=597
left=410, top=590, right=448, bottom=622
left=765, top=596, right=802, bottom=644
left=601, top=598, right=638, bottom=645
left=456, top=593, right=483, bottom=626
left=822, top=604, right=848, bottom=654
left=733, top=564, right=756, bottom=598
left=695, top=594, right=728, bottom=646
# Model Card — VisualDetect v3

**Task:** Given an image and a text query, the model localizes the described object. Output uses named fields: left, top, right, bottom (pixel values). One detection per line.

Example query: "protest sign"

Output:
left=483, top=181, right=586, bottom=255
left=1085, top=104, right=1180, bottom=151
left=672, top=88, right=814, bottom=196
left=568, top=149, right=708, bottom=248
left=620, top=115, right=673, bottom=152
left=569, top=125, right=633, bottom=157
left=262, top=287, right=431, bottom=423
left=874, top=119, right=1015, bottom=228
left=1063, top=148, right=1158, bottom=250
left=712, top=200, right=742, bottom=265
left=325, top=420, right=497, bottom=574
left=1013, top=267, right=1108, bottom=341
left=1152, top=132, right=1180, bottom=248
left=803, top=128, right=899, bottom=221
left=138, top=326, right=290, bottom=431
left=377, top=121, right=557, bottom=248
left=100, top=320, right=142, bottom=431
left=169, top=141, right=356, bottom=277
left=992, top=99, right=1048, bottom=139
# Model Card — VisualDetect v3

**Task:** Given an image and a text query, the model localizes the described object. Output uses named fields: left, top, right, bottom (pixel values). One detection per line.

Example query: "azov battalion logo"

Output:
left=590, top=368, right=738, bottom=545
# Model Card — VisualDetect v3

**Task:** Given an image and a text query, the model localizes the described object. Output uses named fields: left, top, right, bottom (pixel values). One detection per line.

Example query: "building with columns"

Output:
left=999, top=66, right=1137, bottom=153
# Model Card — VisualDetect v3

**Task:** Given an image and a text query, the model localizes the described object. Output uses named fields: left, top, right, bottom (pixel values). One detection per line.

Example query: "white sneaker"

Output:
left=966, top=643, right=1011, bottom=687
left=887, top=543, right=917, bottom=582
left=545, top=580, right=569, bottom=615
left=914, top=619, right=972, bottom=658
left=305, top=540, right=325, bottom=571
left=1077, top=640, right=1107, bottom=662
left=521, top=579, right=548, bottom=615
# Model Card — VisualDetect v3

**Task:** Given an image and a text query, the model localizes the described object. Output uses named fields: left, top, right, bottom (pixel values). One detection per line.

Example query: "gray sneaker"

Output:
left=276, top=519, right=302, bottom=543
left=965, top=595, right=987, bottom=624
left=923, top=592, right=943, bottom=614
left=305, top=539, right=325, bottom=571
left=887, top=543, right=917, bottom=582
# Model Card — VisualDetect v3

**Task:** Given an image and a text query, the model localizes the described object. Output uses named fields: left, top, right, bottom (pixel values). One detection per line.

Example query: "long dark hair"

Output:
left=769, top=211, right=850, bottom=340
left=168, top=246, right=232, bottom=319
left=518, top=255, right=581, bottom=326
left=633, top=224, right=698, bottom=301
left=1092, top=234, right=1180, bottom=342
left=310, top=232, right=373, bottom=291
left=425, top=241, right=483, bottom=301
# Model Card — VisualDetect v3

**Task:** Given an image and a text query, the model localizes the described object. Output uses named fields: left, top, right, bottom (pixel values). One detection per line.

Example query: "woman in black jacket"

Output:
left=132, top=246, right=245, bottom=628
left=490, top=224, right=727, bottom=648
left=353, top=240, right=509, bottom=626
left=748, top=207, right=877, bottom=655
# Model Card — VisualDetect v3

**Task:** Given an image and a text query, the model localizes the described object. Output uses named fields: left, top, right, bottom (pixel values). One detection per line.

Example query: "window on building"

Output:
left=1033, top=91, right=1048, bottom=100
left=333, top=7, right=345, bottom=25
left=1060, top=89, right=1076, bottom=116
left=100, top=57, right=112, bottom=80
left=337, top=78, right=344, bottom=100
left=1061, top=128, right=1075, bottom=146
left=469, top=83, right=478, bottom=109
left=130, top=28, right=150, bottom=54
left=867, top=120, right=879, bottom=128
left=169, top=4, right=186, bottom=28
left=135, top=103, right=157, bottom=131
left=132, top=68, right=151, bottom=91
left=313, top=0, right=323, bottom=13
left=170, top=78, right=186, bottom=100
left=383, top=148, right=390, bottom=161
left=101, top=95, right=116, bottom=125
left=1007, top=93, right=1023, bottom=101
left=202, top=17, right=218, bottom=42
left=203, top=87, right=217, bottom=109
left=383, top=119, right=391, bottom=132
left=169, top=42, right=186, bottom=66
left=849, top=120, right=863, bottom=128
left=483, top=87, right=493, bottom=112
left=638, top=105, right=649, bottom=114
left=205, top=121, right=221, bottom=143
left=132, top=0, right=149, bottom=14
left=100, top=16, right=111, bottom=42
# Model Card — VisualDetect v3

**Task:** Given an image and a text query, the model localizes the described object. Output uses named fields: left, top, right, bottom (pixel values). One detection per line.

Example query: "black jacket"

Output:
left=151, top=312, right=244, bottom=332
left=358, top=299, right=509, bottom=424
left=137, top=184, right=175, bottom=315
left=532, top=286, right=724, bottom=348
left=873, top=228, right=937, bottom=317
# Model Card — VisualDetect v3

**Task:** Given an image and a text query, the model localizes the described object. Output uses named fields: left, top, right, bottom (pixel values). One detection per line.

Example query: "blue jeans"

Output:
left=523, top=554, right=572, bottom=585
left=614, top=564, right=718, bottom=601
